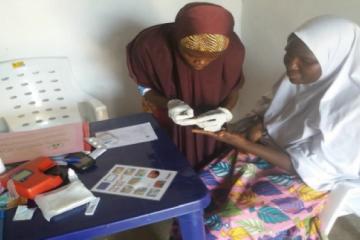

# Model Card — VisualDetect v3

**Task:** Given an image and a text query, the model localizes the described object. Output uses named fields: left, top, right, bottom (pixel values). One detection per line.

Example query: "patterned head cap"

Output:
left=180, top=34, right=229, bottom=53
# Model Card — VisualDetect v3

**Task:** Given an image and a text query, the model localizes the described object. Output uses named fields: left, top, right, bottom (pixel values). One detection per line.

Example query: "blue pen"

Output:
left=52, top=155, right=81, bottom=164
left=64, top=156, right=81, bottom=163
left=0, top=210, right=4, bottom=240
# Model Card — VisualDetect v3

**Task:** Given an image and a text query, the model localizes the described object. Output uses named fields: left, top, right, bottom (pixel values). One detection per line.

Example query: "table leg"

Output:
left=177, top=210, right=206, bottom=240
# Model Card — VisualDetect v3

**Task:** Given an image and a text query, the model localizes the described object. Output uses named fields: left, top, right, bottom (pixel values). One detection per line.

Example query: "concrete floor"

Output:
left=329, top=214, right=360, bottom=240
left=100, top=215, right=360, bottom=240
left=97, top=219, right=173, bottom=240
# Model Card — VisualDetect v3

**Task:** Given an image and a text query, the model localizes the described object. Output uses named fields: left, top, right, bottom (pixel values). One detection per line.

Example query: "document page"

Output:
left=95, top=122, right=158, bottom=148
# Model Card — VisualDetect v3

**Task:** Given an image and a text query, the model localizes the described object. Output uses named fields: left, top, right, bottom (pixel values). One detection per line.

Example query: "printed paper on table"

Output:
left=92, top=164, right=177, bottom=201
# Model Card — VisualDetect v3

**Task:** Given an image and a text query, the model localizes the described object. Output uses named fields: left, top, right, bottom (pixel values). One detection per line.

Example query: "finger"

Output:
left=204, top=126, right=222, bottom=132
left=192, top=128, right=210, bottom=134
left=192, top=128, right=226, bottom=138
left=215, top=130, right=233, bottom=138
left=249, top=130, right=263, bottom=142
left=192, top=128, right=218, bottom=137
left=218, top=130, right=226, bottom=137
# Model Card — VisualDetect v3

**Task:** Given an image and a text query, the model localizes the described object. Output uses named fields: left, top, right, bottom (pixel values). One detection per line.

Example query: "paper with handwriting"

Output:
left=95, top=122, right=157, bottom=148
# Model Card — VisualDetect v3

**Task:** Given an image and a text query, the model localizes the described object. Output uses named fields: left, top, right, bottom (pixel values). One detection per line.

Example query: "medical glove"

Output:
left=196, top=107, right=233, bottom=132
left=168, top=99, right=195, bottom=125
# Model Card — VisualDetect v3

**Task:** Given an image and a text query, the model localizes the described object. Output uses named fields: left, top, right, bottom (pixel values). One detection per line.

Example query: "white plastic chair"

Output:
left=319, top=179, right=360, bottom=235
left=0, top=57, right=108, bottom=132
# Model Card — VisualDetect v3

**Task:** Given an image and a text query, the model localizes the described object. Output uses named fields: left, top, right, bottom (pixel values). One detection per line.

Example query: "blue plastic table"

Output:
left=3, top=113, right=211, bottom=240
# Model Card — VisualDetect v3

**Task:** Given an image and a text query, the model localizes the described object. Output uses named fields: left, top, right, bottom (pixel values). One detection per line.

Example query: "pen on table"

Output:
left=64, top=157, right=81, bottom=163
left=0, top=209, right=4, bottom=240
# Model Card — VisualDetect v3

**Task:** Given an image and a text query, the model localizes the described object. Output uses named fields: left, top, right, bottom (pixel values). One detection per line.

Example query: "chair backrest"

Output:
left=0, top=57, right=107, bottom=132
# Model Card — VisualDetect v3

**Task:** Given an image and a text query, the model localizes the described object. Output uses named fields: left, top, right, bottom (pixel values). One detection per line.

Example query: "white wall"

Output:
left=237, top=0, right=360, bottom=117
left=4, top=0, right=358, bottom=120
left=0, top=0, right=242, bottom=118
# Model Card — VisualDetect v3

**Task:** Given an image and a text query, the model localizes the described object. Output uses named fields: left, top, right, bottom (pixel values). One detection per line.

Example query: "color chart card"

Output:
left=91, top=164, right=177, bottom=200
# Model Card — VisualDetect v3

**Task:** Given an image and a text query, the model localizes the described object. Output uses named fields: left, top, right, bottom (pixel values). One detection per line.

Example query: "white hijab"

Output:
left=264, top=16, right=360, bottom=191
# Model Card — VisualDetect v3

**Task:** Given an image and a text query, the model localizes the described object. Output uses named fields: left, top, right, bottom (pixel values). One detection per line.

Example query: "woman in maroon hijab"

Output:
left=127, top=2, right=245, bottom=169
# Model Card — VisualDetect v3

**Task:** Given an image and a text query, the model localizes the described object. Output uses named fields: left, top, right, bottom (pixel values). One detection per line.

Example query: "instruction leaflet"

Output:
left=91, top=164, right=177, bottom=200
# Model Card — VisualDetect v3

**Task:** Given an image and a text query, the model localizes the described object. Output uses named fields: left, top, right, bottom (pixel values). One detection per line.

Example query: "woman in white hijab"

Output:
left=193, top=16, right=360, bottom=239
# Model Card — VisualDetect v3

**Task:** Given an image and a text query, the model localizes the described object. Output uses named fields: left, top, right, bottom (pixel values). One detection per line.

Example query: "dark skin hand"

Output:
left=192, top=128, right=296, bottom=174
left=247, top=119, right=264, bottom=143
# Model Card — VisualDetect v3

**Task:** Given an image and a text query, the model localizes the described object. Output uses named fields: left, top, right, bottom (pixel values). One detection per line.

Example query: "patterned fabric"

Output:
left=199, top=149, right=328, bottom=240
left=180, top=34, right=229, bottom=53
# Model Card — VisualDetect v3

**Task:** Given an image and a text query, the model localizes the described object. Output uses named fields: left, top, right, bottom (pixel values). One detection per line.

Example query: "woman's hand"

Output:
left=193, top=127, right=294, bottom=173
left=192, top=128, right=249, bottom=147
left=227, top=115, right=264, bottom=143
left=247, top=121, right=264, bottom=143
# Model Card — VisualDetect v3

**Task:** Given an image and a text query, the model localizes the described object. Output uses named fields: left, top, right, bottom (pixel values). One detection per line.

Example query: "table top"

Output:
left=4, top=113, right=210, bottom=240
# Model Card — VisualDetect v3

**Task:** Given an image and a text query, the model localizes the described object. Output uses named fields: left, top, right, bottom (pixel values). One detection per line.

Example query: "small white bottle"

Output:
left=0, top=157, right=6, bottom=174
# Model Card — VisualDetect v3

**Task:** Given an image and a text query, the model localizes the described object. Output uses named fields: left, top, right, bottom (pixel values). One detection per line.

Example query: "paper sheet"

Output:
left=0, top=122, right=88, bottom=164
left=92, top=164, right=177, bottom=200
left=13, top=206, right=36, bottom=221
left=95, top=122, right=157, bottom=148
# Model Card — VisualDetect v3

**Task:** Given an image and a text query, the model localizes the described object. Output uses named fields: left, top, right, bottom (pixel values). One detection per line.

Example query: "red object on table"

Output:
left=0, top=156, right=63, bottom=199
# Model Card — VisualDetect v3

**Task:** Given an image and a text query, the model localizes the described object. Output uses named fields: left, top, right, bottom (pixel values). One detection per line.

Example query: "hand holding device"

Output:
left=195, top=107, right=233, bottom=132
left=167, top=99, right=195, bottom=125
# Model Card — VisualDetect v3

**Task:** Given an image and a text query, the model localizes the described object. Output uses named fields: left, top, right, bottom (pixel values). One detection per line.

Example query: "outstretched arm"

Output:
left=192, top=129, right=295, bottom=174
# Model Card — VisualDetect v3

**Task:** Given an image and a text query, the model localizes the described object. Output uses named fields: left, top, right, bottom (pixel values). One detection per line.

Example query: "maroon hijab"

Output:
left=127, top=3, right=245, bottom=168
left=174, top=2, right=234, bottom=40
